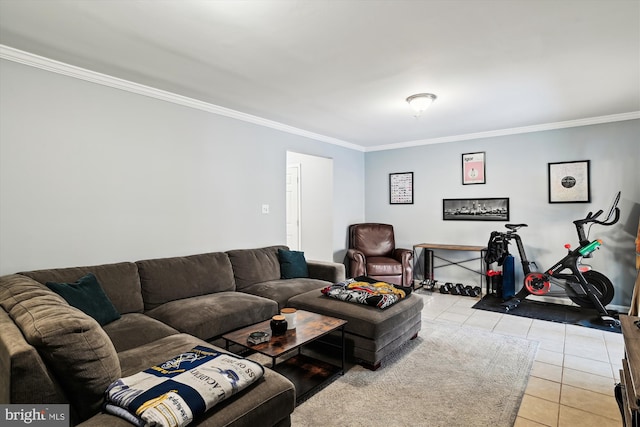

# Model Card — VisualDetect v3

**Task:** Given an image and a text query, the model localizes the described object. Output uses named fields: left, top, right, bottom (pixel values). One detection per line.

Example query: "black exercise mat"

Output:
left=472, top=294, right=621, bottom=333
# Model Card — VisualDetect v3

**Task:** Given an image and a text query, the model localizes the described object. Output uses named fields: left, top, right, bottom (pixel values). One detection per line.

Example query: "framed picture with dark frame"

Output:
left=389, top=172, right=413, bottom=204
left=462, top=152, right=486, bottom=185
left=443, top=197, right=509, bottom=221
left=548, top=160, right=591, bottom=203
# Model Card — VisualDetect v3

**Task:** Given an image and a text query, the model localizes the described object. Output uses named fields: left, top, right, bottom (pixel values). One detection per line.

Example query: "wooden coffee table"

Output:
left=222, top=310, right=347, bottom=404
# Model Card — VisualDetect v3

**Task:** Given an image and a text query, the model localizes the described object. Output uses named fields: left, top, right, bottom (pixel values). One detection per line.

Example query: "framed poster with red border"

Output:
left=462, top=152, right=486, bottom=185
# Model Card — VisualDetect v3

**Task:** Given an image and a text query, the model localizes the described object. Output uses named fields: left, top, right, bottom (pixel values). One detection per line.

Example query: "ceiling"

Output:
left=1, top=0, right=639, bottom=151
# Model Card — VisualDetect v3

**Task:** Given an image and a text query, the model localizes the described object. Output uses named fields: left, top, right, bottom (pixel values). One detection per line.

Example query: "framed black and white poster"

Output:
left=462, top=152, right=486, bottom=185
left=389, top=172, right=413, bottom=204
left=443, top=197, right=509, bottom=221
left=548, top=160, right=590, bottom=203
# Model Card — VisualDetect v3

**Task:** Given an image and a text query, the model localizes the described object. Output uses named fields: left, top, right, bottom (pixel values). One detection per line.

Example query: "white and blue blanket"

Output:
left=104, top=346, right=264, bottom=427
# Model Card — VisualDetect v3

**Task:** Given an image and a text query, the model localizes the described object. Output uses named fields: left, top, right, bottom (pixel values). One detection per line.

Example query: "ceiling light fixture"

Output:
left=406, top=93, right=437, bottom=117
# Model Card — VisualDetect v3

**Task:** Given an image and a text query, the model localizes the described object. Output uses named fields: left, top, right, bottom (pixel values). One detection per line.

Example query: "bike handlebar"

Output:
left=573, top=191, right=621, bottom=227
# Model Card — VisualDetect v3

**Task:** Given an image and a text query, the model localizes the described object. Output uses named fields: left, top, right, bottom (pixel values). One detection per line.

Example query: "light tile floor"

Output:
left=419, top=290, right=624, bottom=427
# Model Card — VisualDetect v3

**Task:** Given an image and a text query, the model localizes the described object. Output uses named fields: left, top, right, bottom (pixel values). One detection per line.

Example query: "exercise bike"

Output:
left=486, top=191, right=621, bottom=327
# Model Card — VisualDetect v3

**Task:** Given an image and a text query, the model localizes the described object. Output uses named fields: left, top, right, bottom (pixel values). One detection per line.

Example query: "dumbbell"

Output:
left=449, top=283, right=462, bottom=295
left=440, top=282, right=453, bottom=294
left=465, top=285, right=482, bottom=297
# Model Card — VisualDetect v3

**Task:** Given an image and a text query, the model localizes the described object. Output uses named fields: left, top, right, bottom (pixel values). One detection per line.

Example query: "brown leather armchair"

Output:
left=346, top=223, right=413, bottom=287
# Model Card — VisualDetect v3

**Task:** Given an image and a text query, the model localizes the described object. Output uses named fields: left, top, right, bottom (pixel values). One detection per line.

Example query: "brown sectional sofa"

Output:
left=0, top=245, right=344, bottom=427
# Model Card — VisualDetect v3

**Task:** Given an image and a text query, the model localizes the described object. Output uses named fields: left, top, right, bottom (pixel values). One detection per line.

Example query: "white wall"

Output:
left=0, top=59, right=365, bottom=274
left=365, top=120, right=640, bottom=307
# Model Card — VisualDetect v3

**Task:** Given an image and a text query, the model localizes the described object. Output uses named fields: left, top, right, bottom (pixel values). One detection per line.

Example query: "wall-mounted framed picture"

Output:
left=389, top=172, right=413, bottom=204
left=462, top=152, right=486, bottom=185
left=443, top=197, right=509, bottom=221
left=548, top=160, right=590, bottom=203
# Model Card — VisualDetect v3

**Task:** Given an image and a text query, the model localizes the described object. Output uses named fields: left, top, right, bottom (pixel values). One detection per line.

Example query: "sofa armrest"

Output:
left=307, top=260, right=346, bottom=283
left=0, top=306, right=67, bottom=405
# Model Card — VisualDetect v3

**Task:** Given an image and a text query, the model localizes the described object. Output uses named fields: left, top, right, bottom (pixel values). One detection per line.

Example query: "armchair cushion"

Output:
left=350, top=224, right=395, bottom=257
left=365, top=257, right=402, bottom=276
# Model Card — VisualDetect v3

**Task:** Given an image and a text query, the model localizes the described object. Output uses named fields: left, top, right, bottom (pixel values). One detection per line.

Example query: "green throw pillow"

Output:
left=278, top=249, right=309, bottom=279
left=46, top=273, right=121, bottom=326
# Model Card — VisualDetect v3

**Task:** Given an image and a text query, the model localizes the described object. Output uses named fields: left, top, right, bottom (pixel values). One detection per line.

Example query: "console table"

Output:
left=413, top=243, right=487, bottom=291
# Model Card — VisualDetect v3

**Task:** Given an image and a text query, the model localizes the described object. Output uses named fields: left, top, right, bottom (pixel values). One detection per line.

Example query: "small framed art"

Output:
left=389, top=172, right=413, bottom=204
left=548, top=160, right=590, bottom=203
left=462, top=152, right=486, bottom=185
left=443, top=197, right=509, bottom=221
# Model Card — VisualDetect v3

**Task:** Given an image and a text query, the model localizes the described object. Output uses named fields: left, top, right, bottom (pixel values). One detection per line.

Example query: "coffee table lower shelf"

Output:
left=271, top=353, right=343, bottom=404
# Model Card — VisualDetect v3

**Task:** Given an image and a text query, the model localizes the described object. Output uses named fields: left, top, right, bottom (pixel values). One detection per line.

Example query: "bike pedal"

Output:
left=501, top=298, right=520, bottom=311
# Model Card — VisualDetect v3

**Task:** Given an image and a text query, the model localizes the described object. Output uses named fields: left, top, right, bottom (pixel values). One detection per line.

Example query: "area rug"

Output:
left=473, top=294, right=621, bottom=333
left=289, top=318, right=538, bottom=427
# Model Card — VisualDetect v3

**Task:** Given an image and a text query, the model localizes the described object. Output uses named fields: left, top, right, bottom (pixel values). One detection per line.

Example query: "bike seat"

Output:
left=505, top=224, right=528, bottom=231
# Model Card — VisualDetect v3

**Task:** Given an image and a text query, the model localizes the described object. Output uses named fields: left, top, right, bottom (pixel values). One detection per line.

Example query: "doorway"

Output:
left=286, top=151, right=333, bottom=261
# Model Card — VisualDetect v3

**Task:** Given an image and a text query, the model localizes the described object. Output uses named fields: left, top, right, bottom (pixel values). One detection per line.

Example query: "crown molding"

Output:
left=365, top=111, right=640, bottom=152
left=366, top=111, right=640, bottom=152
left=0, top=44, right=365, bottom=152
left=2, top=44, right=637, bottom=154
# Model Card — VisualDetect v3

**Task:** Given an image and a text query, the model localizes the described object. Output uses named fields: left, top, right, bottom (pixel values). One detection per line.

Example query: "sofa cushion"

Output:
left=137, top=252, right=236, bottom=311
left=226, top=245, right=287, bottom=290
left=145, top=292, right=278, bottom=341
left=241, top=278, right=329, bottom=310
left=21, top=262, right=144, bottom=314
left=102, top=313, right=179, bottom=352
left=278, top=249, right=309, bottom=279
left=0, top=274, right=121, bottom=422
left=45, top=273, right=121, bottom=326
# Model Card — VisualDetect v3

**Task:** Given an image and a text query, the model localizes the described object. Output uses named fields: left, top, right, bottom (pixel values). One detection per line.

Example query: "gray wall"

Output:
left=2, top=56, right=638, bottom=309
left=0, top=59, right=365, bottom=274
left=365, top=120, right=640, bottom=307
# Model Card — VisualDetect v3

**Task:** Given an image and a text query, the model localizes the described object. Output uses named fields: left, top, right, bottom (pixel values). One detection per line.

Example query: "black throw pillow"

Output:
left=46, top=273, right=121, bottom=326
left=278, top=249, right=309, bottom=279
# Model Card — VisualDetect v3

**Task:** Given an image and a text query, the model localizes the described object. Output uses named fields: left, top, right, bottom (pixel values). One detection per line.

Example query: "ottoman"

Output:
left=287, top=288, right=423, bottom=370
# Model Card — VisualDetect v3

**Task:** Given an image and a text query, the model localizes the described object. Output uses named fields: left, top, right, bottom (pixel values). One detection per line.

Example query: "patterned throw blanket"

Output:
left=104, top=346, right=264, bottom=427
left=321, top=276, right=411, bottom=309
